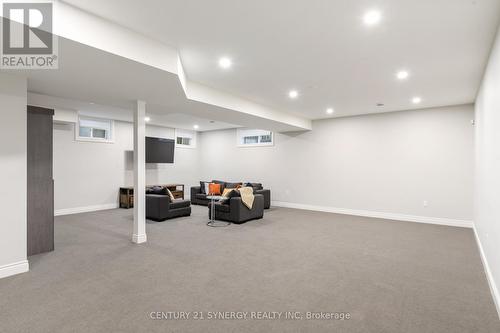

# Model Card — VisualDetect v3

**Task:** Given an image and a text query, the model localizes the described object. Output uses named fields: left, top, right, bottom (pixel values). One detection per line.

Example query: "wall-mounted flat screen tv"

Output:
left=146, top=137, right=175, bottom=163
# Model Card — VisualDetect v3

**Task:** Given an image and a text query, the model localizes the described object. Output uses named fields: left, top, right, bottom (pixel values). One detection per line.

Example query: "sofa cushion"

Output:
left=225, top=182, right=242, bottom=189
left=170, top=199, right=191, bottom=209
left=147, top=186, right=167, bottom=195
left=146, top=193, right=170, bottom=200
left=211, top=180, right=226, bottom=191
left=195, top=193, right=208, bottom=200
left=244, top=182, right=263, bottom=191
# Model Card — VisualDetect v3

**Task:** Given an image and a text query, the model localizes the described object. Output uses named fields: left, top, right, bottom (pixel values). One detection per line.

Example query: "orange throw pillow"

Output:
left=208, top=183, right=222, bottom=195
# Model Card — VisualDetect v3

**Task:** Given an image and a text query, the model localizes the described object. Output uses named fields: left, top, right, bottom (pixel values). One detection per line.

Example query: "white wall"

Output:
left=0, top=74, right=29, bottom=278
left=53, top=121, right=199, bottom=214
left=200, top=105, right=474, bottom=225
left=475, top=25, right=500, bottom=315
left=54, top=104, right=475, bottom=226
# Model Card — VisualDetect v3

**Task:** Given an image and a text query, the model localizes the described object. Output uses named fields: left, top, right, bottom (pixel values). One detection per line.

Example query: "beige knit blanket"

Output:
left=238, top=186, right=254, bottom=209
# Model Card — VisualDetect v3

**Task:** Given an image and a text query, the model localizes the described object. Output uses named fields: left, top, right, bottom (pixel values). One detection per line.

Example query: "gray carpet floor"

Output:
left=0, top=205, right=498, bottom=333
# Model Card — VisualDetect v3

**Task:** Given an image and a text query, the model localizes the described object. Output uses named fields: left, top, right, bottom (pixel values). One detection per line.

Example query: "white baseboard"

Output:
left=0, top=260, right=29, bottom=279
left=473, top=226, right=500, bottom=319
left=271, top=201, right=473, bottom=228
left=54, top=203, right=119, bottom=216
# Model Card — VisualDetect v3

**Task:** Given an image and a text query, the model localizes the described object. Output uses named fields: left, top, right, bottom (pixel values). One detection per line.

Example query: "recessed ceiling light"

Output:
left=396, top=70, right=409, bottom=80
left=363, top=10, right=382, bottom=26
left=144, top=117, right=151, bottom=122
left=218, top=57, right=232, bottom=69
left=326, top=108, right=334, bottom=114
left=288, top=90, right=299, bottom=99
left=193, top=124, right=199, bottom=129
left=412, top=97, right=422, bottom=104
left=89, top=102, right=95, bottom=105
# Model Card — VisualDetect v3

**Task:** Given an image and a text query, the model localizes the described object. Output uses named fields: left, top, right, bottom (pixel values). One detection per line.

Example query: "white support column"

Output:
left=132, top=100, right=147, bottom=244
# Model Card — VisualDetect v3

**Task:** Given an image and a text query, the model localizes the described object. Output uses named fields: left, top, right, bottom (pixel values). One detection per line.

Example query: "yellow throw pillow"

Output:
left=222, top=188, right=234, bottom=197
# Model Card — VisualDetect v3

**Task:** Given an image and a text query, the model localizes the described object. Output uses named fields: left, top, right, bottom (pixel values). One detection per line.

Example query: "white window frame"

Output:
left=75, top=115, right=115, bottom=143
left=175, top=129, right=197, bottom=149
left=237, top=128, right=274, bottom=147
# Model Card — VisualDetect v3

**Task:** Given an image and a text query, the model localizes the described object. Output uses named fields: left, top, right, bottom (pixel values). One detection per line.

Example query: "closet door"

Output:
left=27, top=106, right=54, bottom=256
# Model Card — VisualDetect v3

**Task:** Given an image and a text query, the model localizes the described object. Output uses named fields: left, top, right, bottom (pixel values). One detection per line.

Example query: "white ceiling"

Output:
left=24, top=38, right=301, bottom=131
left=62, top=0, right=500, bottom=119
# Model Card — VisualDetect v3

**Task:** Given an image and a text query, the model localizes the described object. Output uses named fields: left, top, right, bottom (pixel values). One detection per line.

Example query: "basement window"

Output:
left=237, top=129, right=274, bottom=147
left=76, top=116, right=114, bottom=143
left=177, top=137, right=191, bottom=145
left=175, top=129, right=196, bottom=148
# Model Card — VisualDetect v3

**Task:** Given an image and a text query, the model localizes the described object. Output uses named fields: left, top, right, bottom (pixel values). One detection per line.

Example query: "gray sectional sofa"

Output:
left=190, top=180, right=271, bottom=209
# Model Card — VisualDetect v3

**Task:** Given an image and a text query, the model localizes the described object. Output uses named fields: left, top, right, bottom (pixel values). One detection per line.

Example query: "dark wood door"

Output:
left=27, top=106, right=54, bottom=256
